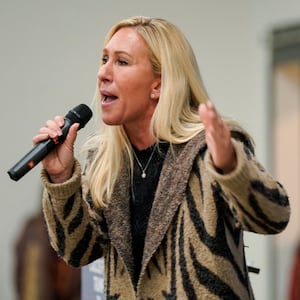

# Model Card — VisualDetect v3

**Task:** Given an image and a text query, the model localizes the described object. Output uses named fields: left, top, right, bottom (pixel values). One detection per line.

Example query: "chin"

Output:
left=102, top=117, right=122, bottom=126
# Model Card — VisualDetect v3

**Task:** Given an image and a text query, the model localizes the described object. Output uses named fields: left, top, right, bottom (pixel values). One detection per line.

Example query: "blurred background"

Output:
left=1, top=0, right=300, bottom=299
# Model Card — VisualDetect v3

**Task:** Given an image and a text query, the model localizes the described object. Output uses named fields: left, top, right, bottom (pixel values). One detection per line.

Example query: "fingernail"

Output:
left=49, top=131, right=57, bottom=138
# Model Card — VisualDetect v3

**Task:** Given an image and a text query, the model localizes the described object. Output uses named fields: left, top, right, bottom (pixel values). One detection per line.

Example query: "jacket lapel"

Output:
left=141, top=131, right=206, bottom=273
left=103, top=161, right=135, bottom=278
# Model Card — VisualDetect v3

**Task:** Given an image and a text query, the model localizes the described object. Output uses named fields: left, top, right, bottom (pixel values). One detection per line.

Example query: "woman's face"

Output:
left=98, top=27, right=160, bottom=130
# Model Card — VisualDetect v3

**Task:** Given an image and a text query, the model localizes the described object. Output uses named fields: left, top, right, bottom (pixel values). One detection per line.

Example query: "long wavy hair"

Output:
left=85, top=16, right=211, bottom=207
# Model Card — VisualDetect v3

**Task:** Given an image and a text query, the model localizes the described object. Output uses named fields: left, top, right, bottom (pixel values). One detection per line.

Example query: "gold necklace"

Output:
left=132, top=144, right=157, bottom=179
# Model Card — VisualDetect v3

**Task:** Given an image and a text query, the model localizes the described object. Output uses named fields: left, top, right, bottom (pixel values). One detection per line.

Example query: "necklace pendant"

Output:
left=132, top=144, right=156, bottom=180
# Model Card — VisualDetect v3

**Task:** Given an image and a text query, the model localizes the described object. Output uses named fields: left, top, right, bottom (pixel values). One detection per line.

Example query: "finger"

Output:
left=199, top=100, right=218, bottom=122
left=206, top=101, right=222, bottom=126
left=45, top=119, right=63, bottom=137
left=198, top=102, right=210, bottom=125
left=199, top=105, right=222, bottom=136
left=32, top=133, right=50, bottom=145
left=68, top=123, right=79, bottom=139
left=54, top=116, right=64, bottom=127
left=64, top=123, right=80, bottom=150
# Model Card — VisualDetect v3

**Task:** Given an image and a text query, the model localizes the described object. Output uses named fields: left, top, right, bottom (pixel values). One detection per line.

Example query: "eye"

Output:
left=118, top=59, right=128, bottom=66
left=101, top=55, right=108, bottom=65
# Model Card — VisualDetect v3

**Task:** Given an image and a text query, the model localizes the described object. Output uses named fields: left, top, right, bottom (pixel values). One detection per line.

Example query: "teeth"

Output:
left=103, top=96, right=111, bottom=103
left=103, top=95, right=117, bottom=103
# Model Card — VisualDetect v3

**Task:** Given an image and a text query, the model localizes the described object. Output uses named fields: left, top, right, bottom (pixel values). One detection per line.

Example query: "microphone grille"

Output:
left=67, top=104, right=93, bottom=129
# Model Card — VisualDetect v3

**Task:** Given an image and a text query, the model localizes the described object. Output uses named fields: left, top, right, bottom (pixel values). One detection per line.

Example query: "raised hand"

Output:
left=198, top=101, right=236, bottom=174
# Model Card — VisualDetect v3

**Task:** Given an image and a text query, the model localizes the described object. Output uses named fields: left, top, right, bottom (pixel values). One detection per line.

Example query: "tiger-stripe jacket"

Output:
left=41, top=128, right=290, bottom=299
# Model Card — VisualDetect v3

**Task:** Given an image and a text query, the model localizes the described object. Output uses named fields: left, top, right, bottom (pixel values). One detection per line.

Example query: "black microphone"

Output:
left=7, top=103, right=93, bottom=181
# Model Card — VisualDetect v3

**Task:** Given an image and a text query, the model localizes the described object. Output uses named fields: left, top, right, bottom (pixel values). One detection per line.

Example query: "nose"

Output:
left=97, top=62, right=112, bottom=83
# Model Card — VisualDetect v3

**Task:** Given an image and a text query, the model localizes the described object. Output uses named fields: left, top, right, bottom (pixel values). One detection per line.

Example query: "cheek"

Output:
left=117, top=69, right=155, bottom=103
left=121, top=81, right=149, bottom=101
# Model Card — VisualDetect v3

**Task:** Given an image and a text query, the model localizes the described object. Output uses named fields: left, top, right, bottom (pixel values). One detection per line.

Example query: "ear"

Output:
left=151, top=77, right=161, bottom=100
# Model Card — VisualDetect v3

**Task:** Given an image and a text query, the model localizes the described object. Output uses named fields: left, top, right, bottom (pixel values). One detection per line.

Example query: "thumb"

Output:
left=65, top=123, right=79, bottom=147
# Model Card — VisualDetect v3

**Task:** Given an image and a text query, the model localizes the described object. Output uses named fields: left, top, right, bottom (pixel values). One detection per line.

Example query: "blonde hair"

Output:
left=86, top=16, right=211, bottom=207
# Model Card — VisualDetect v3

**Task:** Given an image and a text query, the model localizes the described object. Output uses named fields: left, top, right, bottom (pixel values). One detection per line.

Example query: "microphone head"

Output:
left=66, top=104, right=93, bottom=129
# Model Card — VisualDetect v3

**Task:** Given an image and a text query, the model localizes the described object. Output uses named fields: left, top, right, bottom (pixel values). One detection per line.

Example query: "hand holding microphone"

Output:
left=8, top=104, right=93, bottom=182
left=33, top=116, right=79, bottom=183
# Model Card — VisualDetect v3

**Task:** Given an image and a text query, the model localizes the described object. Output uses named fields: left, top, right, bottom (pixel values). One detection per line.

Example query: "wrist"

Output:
left=49, top=163, right=75, bottom=184
left=214, top=151, right=237, bottom=175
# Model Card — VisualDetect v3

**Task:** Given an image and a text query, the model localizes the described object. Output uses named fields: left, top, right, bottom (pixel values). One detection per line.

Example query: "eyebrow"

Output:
left=102, top=49, right=131, bottom=57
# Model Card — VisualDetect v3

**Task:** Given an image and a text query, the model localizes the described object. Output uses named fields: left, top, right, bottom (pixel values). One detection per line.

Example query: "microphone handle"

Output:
left=7, top=119, right=71, bottom=181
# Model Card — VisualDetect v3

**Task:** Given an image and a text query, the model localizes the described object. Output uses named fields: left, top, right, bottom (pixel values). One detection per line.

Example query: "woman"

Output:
left=34, top=16, right=290, bottom=299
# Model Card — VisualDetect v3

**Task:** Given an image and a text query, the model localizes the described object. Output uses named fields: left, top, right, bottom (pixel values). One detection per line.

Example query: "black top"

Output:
left=130, top=142, right=169, bottom=287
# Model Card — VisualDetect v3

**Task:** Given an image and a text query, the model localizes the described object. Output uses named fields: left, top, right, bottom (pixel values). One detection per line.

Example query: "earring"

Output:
left=150, top=93, right=155, bottom=99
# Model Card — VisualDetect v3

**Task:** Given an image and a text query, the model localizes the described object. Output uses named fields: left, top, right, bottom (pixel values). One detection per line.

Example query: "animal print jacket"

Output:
left=41, top=127, right=290, bottom=299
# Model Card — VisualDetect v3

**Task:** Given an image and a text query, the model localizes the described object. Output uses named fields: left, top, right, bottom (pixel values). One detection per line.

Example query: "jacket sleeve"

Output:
left=204, top=136, right=290, bottom=234
left=41, top=159, right=109, bottom=267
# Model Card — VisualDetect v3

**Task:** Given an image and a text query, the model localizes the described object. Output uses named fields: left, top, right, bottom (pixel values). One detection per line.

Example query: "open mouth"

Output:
left=101, top=90, right=118, bottom=104
left=102, top=95, right=118, bottom=103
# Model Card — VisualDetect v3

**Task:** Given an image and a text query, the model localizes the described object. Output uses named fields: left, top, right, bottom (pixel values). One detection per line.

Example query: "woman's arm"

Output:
left=42, top=159, right=109, bottom=267
left=204, top=138, right=290, bottom=234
